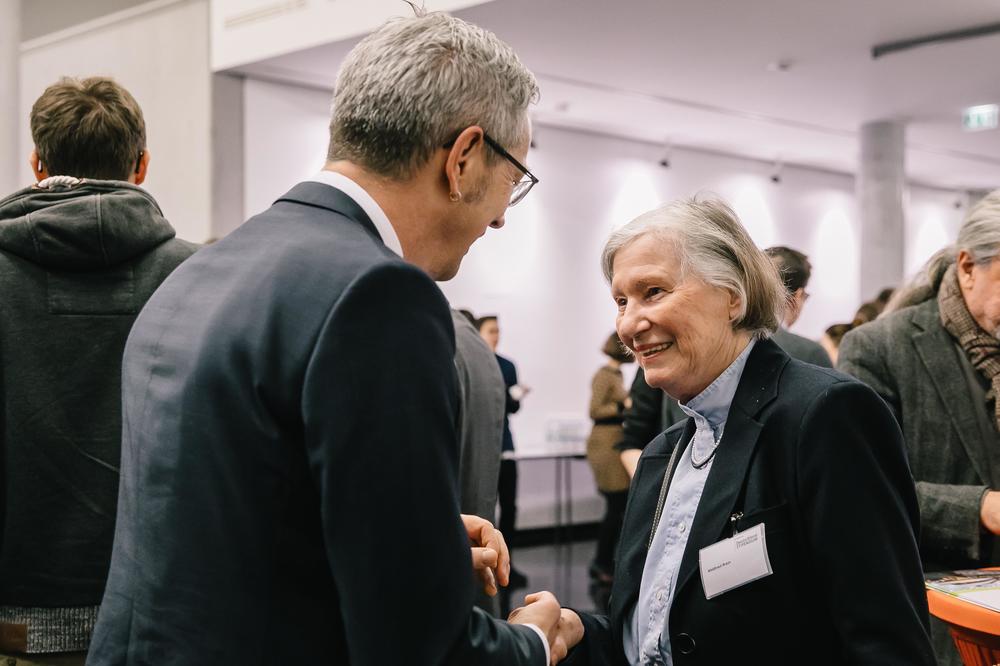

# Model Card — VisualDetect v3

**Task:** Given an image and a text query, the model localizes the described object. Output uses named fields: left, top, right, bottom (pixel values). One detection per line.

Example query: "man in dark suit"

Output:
left=764, top=245, right=832, bottom=368
left=89, top=9, right=563, bottom=666
left=838, top=188, right=1000, bottom=666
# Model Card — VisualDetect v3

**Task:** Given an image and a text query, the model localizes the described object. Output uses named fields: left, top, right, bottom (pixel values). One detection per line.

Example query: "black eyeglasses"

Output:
left=444, top=130, right=539, bottom=207
left=481, top=132, right=538, bottom=207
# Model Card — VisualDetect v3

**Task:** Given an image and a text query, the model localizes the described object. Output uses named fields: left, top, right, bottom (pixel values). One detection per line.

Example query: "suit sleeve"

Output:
left=619, top=368, right=663, bottom=451
left=559, top=610, right=617, bottom=666
left=301, top=262, right=544, bottom=666
left=839, top=325, right=988, bottom=561
left=796, top=380, right=935, bottom=665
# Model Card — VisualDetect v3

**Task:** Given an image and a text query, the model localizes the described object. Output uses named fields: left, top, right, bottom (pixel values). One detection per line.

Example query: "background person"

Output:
left=550, top=198, right=933, bottom=665
left=88, top=10, right=565, bottom=665
left=0, top=76, right=196, bottom=664
left=585, top=333, right=633, bottom=595
left=478, top=314, right=531, bottom=591
left=838, top=188, right=1000, bottom=666
left=764, top=245, right=832, bottom=367
left=451, top=308, right=507, bottom=616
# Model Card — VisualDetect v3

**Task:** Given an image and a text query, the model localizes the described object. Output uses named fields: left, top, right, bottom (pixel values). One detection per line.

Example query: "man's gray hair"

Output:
left=601, top=197, right=787, bottom=339
left=887, top=188, right=1000, bottom=313
left=327, top=10, right=539, bottom=179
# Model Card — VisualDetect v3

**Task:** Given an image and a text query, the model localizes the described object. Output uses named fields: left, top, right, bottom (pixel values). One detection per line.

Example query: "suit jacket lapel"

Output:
left=912, top=305, right=994, bottom=485
left=674, top=339, right=785, bottom=598
left=275, top=182, right=383, bottom=244
left=610, top=421, right=693, bottom=630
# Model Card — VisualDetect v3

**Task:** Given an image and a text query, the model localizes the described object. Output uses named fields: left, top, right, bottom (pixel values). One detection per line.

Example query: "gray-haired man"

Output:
left=90, top=9, right=565, bottom=666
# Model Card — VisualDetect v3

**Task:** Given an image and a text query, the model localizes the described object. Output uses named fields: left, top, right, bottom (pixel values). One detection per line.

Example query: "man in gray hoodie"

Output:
left=0, top=77, right=196, bottom=664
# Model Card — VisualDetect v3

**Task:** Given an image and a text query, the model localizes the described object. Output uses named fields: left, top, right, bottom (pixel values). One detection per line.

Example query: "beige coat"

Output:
left=586, top=365, right=630, bottom=492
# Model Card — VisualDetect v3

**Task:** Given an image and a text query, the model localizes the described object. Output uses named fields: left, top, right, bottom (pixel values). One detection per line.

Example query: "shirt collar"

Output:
left=308, top=170, right=403, bottom=257
left=679, top=338, right=756, bottom=436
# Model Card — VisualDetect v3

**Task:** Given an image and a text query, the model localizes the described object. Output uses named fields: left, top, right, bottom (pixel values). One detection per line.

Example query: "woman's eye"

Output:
left=615, top=298, right=627, bottom=310
left=646, top=287, right=663, bottom=298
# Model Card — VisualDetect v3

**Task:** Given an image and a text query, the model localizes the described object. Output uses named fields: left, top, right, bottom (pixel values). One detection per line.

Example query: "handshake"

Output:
left=464, top=514, right=585, bottom=664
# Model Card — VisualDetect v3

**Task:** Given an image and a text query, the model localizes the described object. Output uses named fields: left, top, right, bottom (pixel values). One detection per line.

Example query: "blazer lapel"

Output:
left=610, top=422, right=692, bottom=628
left=673, top=339, right=785, bottom=598
left=912, top=308, right=994, bottom=485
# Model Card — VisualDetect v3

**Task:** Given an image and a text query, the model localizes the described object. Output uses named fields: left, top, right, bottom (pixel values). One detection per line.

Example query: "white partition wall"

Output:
left=18, top=0, right=213, bottom=243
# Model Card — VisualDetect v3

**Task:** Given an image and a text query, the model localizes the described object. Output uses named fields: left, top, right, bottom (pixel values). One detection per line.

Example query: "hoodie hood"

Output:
left=0, top=177, right=177, bottom=271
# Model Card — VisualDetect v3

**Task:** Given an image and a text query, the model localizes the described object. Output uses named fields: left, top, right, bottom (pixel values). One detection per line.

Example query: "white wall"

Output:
left=240, top=77, right=963, bottom=527
left=18, top=0, right=212, bottom=243
left=242, top=77, right=331, bottom=217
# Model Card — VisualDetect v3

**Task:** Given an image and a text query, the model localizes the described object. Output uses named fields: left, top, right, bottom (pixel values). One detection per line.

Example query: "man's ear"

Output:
left=443, top=126, right=485, bottom=201
left=29, top=149, right=47, bottom=183
left=958, top=249, right=977, bottom=289
left=131, top=149, right=150, bottom=185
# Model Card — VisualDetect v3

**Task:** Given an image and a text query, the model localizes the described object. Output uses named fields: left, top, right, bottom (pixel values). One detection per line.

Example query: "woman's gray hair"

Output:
left=601, top=197, right=787, bottom=339
left=887, top=188, right=1000, bottom=313
left=327, top=10, right=539, bottom=180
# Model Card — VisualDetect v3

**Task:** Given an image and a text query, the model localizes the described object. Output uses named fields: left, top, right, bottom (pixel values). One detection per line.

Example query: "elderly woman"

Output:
left=554, top=198, right=934, bottom=665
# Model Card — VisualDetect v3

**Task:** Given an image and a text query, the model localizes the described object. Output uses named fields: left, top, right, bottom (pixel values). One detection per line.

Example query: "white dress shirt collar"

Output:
left=309, top=170, right=403, bottom=258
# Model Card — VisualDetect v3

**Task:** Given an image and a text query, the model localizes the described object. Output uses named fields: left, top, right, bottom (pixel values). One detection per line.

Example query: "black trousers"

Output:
left=594, top=489, right=628, bottom=572
left=497, top=459, right=518, bottom=540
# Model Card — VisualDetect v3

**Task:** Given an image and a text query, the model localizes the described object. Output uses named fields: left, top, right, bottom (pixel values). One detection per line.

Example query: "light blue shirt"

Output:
left=623, top=339, right=755, bottom=666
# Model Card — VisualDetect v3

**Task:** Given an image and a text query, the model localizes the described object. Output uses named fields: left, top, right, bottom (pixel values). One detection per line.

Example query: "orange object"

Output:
left=927, top=587, right=1000, bottom=665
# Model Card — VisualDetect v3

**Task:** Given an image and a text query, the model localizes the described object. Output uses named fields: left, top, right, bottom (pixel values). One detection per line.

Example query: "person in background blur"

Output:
left=852, top=301, right=881, bottom=328
left=478, top=314, right=531, bottom=590
left=585, top=333, right=634, bottom=594
left=838, top=189, right=1000, bottom=666
left=820, top=323, right=852, bottom=365
left=451, top=308, right=506, bottom=616
left=764, top=246, right=832, bottom=367
left=0, top=76, right=196, bottom=664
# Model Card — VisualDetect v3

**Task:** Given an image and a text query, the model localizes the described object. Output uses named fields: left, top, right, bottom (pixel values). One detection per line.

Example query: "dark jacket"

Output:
left=772, top=327, right=832, bottom=368
left=839, top=298, right=1000, bottom=570
left=88, top=182, right=544, bottom=665
left=497, top=354, right=520, bottom=452
left=0, top=179, right=195, bottom=610
left=567, top=339, right=934, bottom=666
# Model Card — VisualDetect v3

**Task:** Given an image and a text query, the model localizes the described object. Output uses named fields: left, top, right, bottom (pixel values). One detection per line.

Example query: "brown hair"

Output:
left=601, top=333, right=632, bottom=363
left=30, top=77, right=146, bottom=180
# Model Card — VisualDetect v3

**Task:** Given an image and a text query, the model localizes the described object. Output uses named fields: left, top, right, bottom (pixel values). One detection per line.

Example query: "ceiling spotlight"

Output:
left=770, top=159, right=783, bottom=184
left=766, top=59, right=793, bottom=73
left=658, top=141, right=673, bottom=169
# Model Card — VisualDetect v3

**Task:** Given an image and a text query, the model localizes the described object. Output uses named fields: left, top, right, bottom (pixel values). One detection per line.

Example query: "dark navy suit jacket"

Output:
left=88, top=182, right=544, bottom=665
left=565, top=339, right=935, bottom=666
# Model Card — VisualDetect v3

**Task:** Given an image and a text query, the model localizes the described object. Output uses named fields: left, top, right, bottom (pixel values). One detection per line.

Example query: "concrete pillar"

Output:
left=210, top=72, right=245, bottom=240
left=857, top=120, right=906, bottom=302
left=0, top=0, right=20, bottom=194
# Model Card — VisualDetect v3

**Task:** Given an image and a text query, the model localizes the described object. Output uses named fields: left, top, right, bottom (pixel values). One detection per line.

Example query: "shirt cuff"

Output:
left=523, top=623, right=550, bottom=666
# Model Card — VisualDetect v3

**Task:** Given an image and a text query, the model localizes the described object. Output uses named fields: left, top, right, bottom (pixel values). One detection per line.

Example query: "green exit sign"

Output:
left=963, top=104, right=999, bottom=131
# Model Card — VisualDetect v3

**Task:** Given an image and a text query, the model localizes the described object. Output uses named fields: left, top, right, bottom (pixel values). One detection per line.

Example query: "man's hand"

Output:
left=981, top=491, right=1000, bottom=534
left=552, top=609, right=585, bottom=663
left=508, top=591, right=564, bottom=664
left=462, top=514, right=509, bottom=596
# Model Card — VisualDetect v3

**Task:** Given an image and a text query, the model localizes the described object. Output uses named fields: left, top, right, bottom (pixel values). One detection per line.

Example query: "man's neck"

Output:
left=323, top=161, right=436, bottom=273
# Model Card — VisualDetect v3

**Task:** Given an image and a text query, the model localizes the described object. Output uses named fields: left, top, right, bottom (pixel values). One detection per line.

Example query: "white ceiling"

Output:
left=232, top=0, right=1000, bottom=191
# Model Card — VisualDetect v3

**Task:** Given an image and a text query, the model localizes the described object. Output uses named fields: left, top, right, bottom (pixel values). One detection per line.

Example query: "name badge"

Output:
left=698, top=522, right=773, bottom=599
